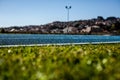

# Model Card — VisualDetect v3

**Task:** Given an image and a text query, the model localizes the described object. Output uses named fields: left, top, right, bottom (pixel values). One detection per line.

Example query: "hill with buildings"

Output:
left=0, top=16, right=120, bottom=35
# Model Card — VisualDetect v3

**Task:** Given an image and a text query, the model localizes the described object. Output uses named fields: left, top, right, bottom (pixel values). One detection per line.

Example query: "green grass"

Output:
left=0, top=44, right=120, bottom=80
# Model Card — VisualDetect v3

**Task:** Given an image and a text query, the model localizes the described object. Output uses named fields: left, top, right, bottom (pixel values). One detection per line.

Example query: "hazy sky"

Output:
left=0, top=0, right=120, bottom=27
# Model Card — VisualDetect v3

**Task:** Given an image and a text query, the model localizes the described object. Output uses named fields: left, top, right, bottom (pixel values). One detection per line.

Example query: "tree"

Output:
left=0, top=28, right=5, bottom=33
left=106, top=17, right=117, bottom=21
left=97, top=16, right=104, bottom=21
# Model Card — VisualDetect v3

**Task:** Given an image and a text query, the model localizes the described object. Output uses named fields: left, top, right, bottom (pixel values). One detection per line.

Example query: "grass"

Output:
left=0, top=44, right=120, bottom=80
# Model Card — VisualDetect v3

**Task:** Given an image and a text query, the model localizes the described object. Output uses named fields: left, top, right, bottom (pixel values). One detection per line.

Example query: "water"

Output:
left=0, top=34, right=120, bottom=45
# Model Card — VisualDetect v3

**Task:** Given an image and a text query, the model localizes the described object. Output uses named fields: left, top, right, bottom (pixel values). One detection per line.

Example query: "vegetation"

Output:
left=0, top=44, right=120, bottom=80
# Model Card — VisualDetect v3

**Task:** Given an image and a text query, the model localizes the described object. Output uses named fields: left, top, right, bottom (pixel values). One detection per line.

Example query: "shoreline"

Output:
left=0, top=33, right=119, bottom=36
left=0, top=41, right=120, bottom=47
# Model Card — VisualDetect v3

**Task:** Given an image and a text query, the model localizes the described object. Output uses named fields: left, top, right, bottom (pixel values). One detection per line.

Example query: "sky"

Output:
left=0, top=0, right=120, bottom=27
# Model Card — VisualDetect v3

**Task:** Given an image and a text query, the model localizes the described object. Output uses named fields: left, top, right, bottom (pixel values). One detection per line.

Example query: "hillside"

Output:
left=0, top=16, right=120, bottom=35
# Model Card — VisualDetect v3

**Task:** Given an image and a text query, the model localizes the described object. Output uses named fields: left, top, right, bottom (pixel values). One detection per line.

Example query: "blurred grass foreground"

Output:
left=0, top=44, right=120, bottom=80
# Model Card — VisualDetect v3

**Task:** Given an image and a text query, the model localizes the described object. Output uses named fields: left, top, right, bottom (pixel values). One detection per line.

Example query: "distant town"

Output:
left=0, top=16, right=120, bottom=35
